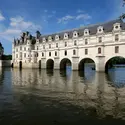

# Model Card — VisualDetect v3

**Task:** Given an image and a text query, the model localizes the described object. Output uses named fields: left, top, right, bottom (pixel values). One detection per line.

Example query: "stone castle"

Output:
left=12, top=19, right=125, bottom=72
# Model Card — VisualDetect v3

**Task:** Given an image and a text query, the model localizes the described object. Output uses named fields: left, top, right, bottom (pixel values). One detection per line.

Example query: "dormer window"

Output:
left=84, top=29, right=89, bottom=36
left=36, top=39, right=39, bottom=43
left=73, top=31, right=78, bottom=37
left=113, top=23, right=121, bottom=31
left=55, top=35, right=59, bottom=41
left=48, top=36, right=52, bottom=41
left=43, top=37, right=46, bottom=42
left=64, top=33, right=68, bottom=39
left=97, top=26, right=103, bottom=33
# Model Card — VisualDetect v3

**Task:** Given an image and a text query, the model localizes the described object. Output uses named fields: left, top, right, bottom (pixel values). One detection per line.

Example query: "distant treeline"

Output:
left=109, top=57, right=125, bottom=64
left=1, top=55, right=12, bottom=60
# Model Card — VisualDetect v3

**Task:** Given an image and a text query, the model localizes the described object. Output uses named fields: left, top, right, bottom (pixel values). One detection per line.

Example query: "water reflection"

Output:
left=0, top=67, right=125, bottom=124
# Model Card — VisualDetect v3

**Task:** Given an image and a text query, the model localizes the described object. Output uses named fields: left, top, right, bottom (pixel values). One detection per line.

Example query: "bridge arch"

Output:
left=39, top=60, right=41, bottom=69
left=78, top=58, right=96, bottom=71
left=105, top=56, right=125, bottom=73
left=60, top=58, right=72, bottom=70
left=46, top=59, right=54, bottom=69
left=19, top=61, right=22, bottom=69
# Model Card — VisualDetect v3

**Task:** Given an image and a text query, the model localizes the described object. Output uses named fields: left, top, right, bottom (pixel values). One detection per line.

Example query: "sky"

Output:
left=0, top=0, right=124, bottom=54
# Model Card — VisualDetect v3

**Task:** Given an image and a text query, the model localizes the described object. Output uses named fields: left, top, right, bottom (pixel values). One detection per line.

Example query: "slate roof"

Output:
left=40, top=19, right=125, bottom=42
left=14, top=19, right=125, bottom=46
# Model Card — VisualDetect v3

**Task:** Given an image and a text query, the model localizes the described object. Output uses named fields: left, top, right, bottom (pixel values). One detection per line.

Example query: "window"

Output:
left=55, top=35, right=59, bottom=40
left=49, top=52, right=51, bottom=56
left=115, top=46, right=119, bottom=53
left=55, top=51, right=57, bottom=56
left=64, top=33, right=68, bottom=39
left=115, top=34, right=119, bottom=41
left=28, top=48, right=30, bottom=51
left=36, top=53, right=38, bottom=57
left=85, top=39, right=88, bottom=45
left=74, top=40, right=77, bottom=46
left=56, top=43, right=58, bottom=48
left=20, top=46, right=22, bottom=50
left=115, top=26, right=119, bottom=29
left=98, top=48, right=101, bottom=54
left=24, top=53, right=26, bottom=57
left=98, top=37, right=102, bottom=43
left=97, top=26, right=103, bottom=33
left=65, top=50, right=67, bottom=56
left=65, top=42, right=67, bottom=47
left=49, top=44, right=51, bottom=48
left=73, top=31, right=78, bottom=37
left=84, top=29, right=89, bottom=35
left=85, top=49, right=88, bottom=55
left=42, top=52, right=44, bottom=57
left=37, top=46, right=38, bottom=50
left=16, top=48, right=18, bottom=52
left=16, top=54, right=18, bottom=58
left=24, top=47, right=26, bottom=51
left=73, top=50, right=76, bottom=55
left=43, top=45, right=45, bottom=49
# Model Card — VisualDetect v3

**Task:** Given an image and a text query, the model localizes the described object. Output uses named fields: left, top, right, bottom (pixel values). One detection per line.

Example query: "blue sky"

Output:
left=0, top=0, right=124, bottom=54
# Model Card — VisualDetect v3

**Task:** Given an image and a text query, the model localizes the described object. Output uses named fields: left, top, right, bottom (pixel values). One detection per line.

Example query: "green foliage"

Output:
left=2, top=55, right=12, bottom=60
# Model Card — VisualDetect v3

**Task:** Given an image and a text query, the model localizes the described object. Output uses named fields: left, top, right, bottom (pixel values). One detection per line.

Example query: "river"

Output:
left=0, top=66, right=125, bottom=124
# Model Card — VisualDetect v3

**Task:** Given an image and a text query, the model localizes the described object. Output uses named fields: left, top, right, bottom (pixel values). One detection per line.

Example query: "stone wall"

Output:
left=0, top=60, right=12, bottom=67
left=13, top=62, right=39, bottom=69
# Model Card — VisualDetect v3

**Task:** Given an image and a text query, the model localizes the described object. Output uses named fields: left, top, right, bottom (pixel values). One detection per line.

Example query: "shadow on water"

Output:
left=0, top=66, right=125, bottom=124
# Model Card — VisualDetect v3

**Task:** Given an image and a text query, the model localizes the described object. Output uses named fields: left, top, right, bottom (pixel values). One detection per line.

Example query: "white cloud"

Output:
left=3, top=29, right=21, bottom=35
left=58, top=15, right=74, bottom=24
left=0, top=12, right=5, bottom=21
left=44, top=9, right=48, bottom=13
left=76, top=14, right=91, bottom=20
left=0, top=16, right=42, bottom=41
left=77, top=9, right=84, bottom=13
left=57, top=13, right=91, bottom=24
left=10, top=16, right=41, bottom=31
left=52, top=11, right=56, bottom=14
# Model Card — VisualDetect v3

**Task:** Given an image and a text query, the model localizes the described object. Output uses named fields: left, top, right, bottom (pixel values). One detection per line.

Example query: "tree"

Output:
left=36, top=31, right=41, bottom=39
left=119, top=0, right=125, bottom=19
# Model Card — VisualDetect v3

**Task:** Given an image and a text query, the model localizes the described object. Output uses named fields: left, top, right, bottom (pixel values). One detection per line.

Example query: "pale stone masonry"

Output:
left=12, top=19, right=125, bottom=72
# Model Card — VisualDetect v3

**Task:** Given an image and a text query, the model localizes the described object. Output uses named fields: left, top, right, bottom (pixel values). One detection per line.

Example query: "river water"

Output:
left=0, top=66, right=125, bottom=124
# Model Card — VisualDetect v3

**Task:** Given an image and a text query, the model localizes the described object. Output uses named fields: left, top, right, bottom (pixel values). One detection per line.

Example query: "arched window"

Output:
left=85, top=49, right=88, bottom=55
left=115, top=34, right=119, bottom=41
left=36, top=53, right=38, bottom=57
left=74, top=40, right=77, bottom=46
left=49, top=44, right=51, bottom=48
left=55, top=35, right=59, bottom=40
left=43, top=45, right=45, bottom=49
left=42, top=52, right=44, bottom=57
left=65, top=42, right=67, bottom=47
left=73, top=31, right=78, bottom=37
left=56, top=43, right=58, bottom=48
left=98, top=37, right=102, bottom=43
left=65, top=50, right=67, bottom=56
left=73, top=50, right=76, bottom=55
left=84, top=29, right=89, bottom=36
left=115, top=46, right=119, bottom=53
left=64, top=33, right=68, bottom=39
left=85, top=39, right=88, bottom=44
left=55, top=51, right=57, bottom=56
left=98, top=48, right=101, bottom=54
left=49, top=52, right=51, bottom=56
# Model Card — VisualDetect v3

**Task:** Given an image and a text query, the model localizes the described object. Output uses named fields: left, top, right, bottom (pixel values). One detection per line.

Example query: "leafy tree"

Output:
left=120, top=0, right=125, bottom=19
